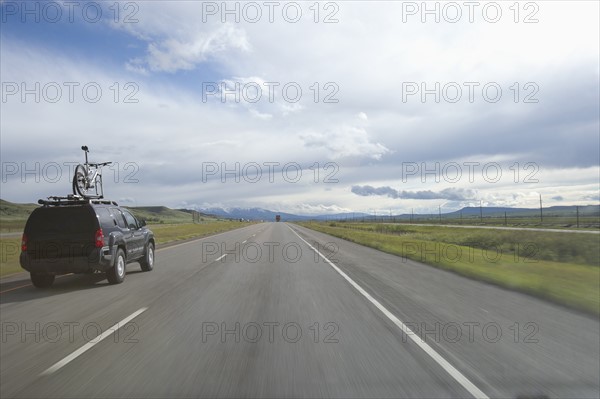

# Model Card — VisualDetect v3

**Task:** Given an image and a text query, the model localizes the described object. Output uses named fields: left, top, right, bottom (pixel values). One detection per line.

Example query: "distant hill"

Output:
left=0, top=199, right=216, bottom=226
left=1, top=199, right=598, bottom=225
left=445, top=205, right=600, bottom=218
left=201, top=207, right=303, bottom=221
left=123, top=206, right=217, bottom=224
left=175, top=208, right=214, bottom=218
left=200, top=207, right=370, bottom=221
left=200, top=204, right=600, bottom=221
left=0, top=199, right=39, bottom=220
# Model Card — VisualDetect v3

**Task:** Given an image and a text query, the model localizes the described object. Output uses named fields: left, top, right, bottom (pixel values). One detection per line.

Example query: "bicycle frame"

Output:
left=83, top=166, right=102, bottom=191
left=73, top=146, right=111, bottom=199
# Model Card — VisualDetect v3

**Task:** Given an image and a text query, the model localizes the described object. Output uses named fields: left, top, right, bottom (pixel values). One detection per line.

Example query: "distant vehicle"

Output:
left=20, top=197, right=155, bottom=288
left=275, top=215, right=281, bottom=222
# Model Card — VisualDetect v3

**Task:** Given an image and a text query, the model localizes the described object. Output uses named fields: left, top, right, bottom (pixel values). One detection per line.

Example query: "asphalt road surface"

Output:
left=1, top=223, right=598, bottom=398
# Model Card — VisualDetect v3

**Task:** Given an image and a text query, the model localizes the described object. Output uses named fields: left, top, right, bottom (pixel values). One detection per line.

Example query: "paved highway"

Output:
left=1, top=223, right=598, bottom=398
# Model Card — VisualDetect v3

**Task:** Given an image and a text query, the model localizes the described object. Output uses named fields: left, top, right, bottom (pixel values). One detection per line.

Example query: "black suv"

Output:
left=20, top=198, right=155, bottom=287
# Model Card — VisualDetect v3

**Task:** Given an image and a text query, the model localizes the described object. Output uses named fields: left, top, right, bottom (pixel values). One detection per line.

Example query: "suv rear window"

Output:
left=26, top=207, right=96, bottom=235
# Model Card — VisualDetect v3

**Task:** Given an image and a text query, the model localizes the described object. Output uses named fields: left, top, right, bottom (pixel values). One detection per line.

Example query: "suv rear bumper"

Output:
left=20, top=247, right=114, bottom=275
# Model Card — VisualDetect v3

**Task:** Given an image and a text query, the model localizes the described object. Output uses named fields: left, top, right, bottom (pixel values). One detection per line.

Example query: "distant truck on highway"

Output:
left=275, top=215, right=281, bottom=222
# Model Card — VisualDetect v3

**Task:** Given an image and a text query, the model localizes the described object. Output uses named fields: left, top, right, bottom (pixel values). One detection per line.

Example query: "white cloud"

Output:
left=300, top=126, right=390, bottom=160
left=125, top=58, right=150, bottom=76
left=144, top=24, right=250, bottom=73
left=1, top=1, right=598, bottom=213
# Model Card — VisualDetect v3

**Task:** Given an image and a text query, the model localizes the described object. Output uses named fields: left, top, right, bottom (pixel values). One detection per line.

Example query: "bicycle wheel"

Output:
left=72, top=164, right=89, bottom=197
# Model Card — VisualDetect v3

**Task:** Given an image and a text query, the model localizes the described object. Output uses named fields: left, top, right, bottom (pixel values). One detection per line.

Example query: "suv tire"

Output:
left=106, top=248, right=126, bottom=284
left=140, top=242, right=154, bottom=272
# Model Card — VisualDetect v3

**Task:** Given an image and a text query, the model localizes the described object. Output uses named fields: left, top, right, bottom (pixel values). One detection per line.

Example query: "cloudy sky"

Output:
left=1, top=0, right=598, bottom=215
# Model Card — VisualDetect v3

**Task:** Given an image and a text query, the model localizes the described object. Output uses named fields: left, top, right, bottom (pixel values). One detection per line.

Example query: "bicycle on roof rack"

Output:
left=72, top=145, right=112, bottom=199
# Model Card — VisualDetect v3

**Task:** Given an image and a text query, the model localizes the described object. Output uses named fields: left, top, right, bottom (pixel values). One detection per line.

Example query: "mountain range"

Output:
left=200, top=207, right=371, bottom=221
left=200, top=205, right=599, bottom=221
left=1, top=199, right=597, bottom=223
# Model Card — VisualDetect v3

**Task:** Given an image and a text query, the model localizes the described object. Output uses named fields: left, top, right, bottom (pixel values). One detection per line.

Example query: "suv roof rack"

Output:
left=38, top=195, right=119, bottom=207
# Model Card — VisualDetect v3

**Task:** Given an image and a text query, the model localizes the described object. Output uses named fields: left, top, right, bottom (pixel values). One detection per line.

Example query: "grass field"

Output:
left=0, top=221, right=250, bottom=278
left=298, top=222, right=600, bottom=315
left=0, top=237, right=21, bottom=277
left=0, top=219, right=26, bottom=233
left=149, top=221, right=250, bottom=245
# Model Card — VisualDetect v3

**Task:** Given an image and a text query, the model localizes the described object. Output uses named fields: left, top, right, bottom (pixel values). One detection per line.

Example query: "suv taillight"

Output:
left=95, top=229, right=104, bottom=248
left=21, top=233, right=28, bottom=252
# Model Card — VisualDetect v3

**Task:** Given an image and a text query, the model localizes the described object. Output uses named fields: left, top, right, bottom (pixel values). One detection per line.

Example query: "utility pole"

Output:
left=439, top=205, right=442, bottom=223
left=576, top=206, right=579, bottom=228
left=411, top=208, right=414, bottom=224
left=539, top=194, right=543, bottom=223
left=504, top=211, right=507, bottom=226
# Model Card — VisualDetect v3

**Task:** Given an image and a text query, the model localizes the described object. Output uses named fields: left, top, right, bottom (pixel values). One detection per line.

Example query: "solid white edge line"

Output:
left=242, top=240, right=247, bottom=244
left=40, top=307, right=148, bottom=376
left=216, top=254, right=227, bottom=261
left=288, top=225, right=489, bottom=399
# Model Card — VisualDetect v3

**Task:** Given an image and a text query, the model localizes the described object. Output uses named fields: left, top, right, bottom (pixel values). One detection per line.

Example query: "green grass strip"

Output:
left=299, top=222, right=600, bottom=315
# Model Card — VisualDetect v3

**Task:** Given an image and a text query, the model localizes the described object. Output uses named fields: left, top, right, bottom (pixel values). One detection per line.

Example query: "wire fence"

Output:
left=315, top=206, right=600, bottom=229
